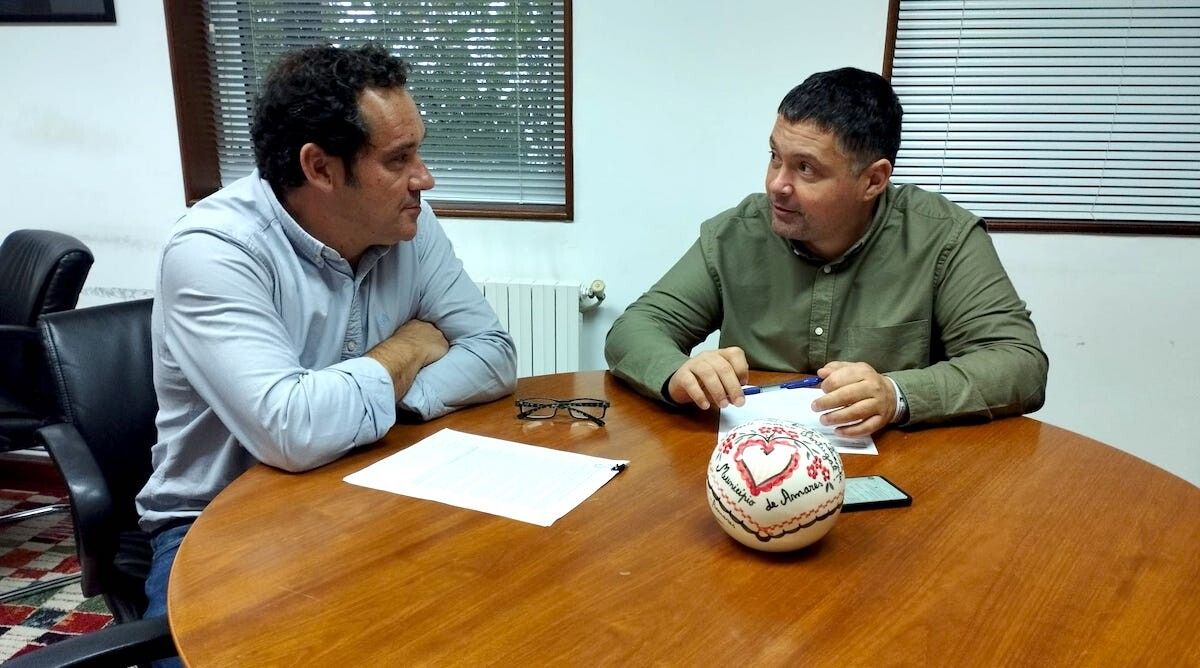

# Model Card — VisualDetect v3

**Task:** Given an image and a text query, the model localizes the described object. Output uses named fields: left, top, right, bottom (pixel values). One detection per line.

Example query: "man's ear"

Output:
left=859, top=158, right=893, bottom=201
left=297, top=142, right=341, bottom=192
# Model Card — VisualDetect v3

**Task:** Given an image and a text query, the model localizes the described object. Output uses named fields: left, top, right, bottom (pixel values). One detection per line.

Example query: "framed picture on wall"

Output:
left=0, top=0, right=116, bottom=23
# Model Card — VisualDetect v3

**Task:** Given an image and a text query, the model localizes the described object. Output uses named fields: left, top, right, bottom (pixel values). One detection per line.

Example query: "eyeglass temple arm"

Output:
left=575, top=412, right=605, bottom=427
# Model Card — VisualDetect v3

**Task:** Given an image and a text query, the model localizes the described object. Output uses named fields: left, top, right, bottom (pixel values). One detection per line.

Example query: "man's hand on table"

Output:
left=666, top=347, right=750, bottom=410
left=812, top=361, right=898, bottom=436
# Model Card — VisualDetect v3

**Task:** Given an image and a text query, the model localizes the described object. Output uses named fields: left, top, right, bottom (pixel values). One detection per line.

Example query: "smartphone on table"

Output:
left=842, top=475, right=912, bottom=512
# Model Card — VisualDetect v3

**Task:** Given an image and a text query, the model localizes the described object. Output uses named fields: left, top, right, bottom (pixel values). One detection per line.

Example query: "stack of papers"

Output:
left=718, top=387, right=878, bottom=455
left=344, top=428, right=629, bottom=526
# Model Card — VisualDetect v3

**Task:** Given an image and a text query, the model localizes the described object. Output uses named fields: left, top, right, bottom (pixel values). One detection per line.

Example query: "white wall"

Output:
left=2, top=0, right=1196, bottom=487
left=994, top=233, right=1200, bottom=488
left=0, top=1, right=184, bottom=301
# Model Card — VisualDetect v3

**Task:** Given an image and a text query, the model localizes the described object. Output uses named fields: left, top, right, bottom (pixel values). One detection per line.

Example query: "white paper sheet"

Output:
left=718, top=387, right=878, bottom=455
left=343, top=428, right=629, bottom=526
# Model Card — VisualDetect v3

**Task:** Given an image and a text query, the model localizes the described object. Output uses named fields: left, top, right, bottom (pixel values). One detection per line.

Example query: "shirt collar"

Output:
left=253, top=170, right=391, bottom=275
left=255, top=171, right=329, bottom=265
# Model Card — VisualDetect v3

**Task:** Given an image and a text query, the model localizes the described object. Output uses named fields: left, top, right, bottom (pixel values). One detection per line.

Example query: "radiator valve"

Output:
left=579, top=279, right=606, bottom=313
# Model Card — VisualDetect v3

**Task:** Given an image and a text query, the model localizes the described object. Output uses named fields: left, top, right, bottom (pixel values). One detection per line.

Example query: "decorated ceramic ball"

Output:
left=707, top=418, right=845, bottom=552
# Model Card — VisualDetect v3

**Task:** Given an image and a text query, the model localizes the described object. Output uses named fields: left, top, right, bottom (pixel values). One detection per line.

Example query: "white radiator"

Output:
left=476, top=280, right=582, bottom=378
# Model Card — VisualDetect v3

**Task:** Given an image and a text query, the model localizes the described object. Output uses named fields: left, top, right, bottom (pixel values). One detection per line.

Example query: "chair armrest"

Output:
left=1, top=615, right=175, bottom=668
left=0, top=323, right=40, bottom=341
left=36, top=422, right=118, bottom=598
left=0, top=323, right=63, bottom=417
left=0, top=324, right=42, bottom=389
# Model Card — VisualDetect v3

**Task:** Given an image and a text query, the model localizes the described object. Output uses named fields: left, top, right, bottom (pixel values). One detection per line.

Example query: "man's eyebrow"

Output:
left=374, top=138, right=422, bottom=156
left=770, top=142, right=824, bottom=167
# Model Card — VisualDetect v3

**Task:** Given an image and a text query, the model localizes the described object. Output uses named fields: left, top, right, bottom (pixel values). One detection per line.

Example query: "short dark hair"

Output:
left=251, top=43, right=410, bottom=194
left=777, top=67, right=902, bottom=170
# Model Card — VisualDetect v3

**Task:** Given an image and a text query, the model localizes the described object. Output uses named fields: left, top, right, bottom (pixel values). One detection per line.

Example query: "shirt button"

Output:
left=822, top=265, right=832, bottom=274
left=346, top=341, right=358, bottom=352
left=815, top=327, right=824, bottom=336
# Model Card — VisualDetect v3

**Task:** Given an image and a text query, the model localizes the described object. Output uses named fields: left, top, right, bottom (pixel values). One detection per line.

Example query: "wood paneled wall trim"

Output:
left=163, top=0, right=220, bottom=206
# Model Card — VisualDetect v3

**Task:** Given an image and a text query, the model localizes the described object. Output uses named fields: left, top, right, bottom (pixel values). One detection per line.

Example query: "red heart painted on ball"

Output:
left=734, top=436, right=800, bottom=495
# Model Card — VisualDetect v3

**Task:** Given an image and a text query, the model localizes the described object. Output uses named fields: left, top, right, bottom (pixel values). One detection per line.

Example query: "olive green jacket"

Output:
left=604, top=184, right=1048, bottom=426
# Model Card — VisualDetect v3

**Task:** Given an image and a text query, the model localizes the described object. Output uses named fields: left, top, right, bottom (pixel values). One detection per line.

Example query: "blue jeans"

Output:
left=145, top=522, right=192, bottom=668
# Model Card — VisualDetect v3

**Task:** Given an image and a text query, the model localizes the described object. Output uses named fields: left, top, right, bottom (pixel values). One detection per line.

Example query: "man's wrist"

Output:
left=660, top=377, right=675, bottom=404
left=886, top=376, right=909, bottom=424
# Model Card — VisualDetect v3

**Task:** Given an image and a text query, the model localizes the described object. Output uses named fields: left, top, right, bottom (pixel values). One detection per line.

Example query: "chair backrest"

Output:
left=39, top=299, right=157, bottom=534
left=0, top=229, right=94, bottom=326
left=39, top=299, right=157, bottom=623
left=0, top=229, right=94, bottom=421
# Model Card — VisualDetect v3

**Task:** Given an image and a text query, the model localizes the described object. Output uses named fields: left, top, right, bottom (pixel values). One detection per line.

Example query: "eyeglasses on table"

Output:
left=515, top=397, right=611, bottom=426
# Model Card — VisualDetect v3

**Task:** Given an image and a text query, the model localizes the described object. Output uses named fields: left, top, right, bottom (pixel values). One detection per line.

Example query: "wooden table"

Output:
left=169, top=371, right=1200, bottom=666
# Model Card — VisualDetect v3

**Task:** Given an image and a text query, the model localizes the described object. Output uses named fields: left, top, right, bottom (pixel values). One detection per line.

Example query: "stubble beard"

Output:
left=771, top=209, right=810, bottom=242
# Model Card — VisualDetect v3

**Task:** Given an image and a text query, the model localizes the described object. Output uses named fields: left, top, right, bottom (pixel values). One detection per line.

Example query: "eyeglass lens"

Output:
left=566, top=404, right=606, bottom=420
left=520, top=402, right=559, bottom=419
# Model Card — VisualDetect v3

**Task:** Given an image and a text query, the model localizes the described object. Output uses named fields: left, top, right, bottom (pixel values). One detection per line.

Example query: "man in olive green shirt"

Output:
left=604, top=68, right=1047, bottom=436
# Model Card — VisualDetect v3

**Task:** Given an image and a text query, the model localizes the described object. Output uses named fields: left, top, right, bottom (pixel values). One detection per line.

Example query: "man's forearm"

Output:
left=365, top=321, right=447, bottom=401
left=606, top=234, right=725, bottom=401
left=889, top=343, right=1048, bottom=425
left=398, top=330, right=517, bottom=420
left=605, top=310, right=692, bottom=402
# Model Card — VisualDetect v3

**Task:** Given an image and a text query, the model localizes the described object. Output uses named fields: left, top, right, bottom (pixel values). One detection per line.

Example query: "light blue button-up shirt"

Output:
left=137, top=172, right=516, bottom=532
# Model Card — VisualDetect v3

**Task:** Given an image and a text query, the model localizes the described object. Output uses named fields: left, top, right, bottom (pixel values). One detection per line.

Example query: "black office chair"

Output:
left=7, top=299, right=178, bottom=666
left=0, top=230, right=94, bottom=601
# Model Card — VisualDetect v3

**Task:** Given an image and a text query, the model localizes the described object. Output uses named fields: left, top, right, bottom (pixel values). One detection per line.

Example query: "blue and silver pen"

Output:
left=741, top=377, right=822, bottom=395
left=779, top=377, right=822, bottom=389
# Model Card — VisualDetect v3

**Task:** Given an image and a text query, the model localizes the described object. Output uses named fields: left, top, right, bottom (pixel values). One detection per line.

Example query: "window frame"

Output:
left=162, top=0, right=574, bottom=220
left=882, top=0, right=1200, bottom=236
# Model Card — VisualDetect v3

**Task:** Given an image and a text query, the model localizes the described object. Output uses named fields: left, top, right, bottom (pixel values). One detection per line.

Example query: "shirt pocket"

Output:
left=845, top=319, right=931, bottom=371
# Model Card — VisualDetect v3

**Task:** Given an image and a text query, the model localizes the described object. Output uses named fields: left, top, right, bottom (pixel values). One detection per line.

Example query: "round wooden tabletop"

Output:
left=169, top=371, right=1200, bottom=666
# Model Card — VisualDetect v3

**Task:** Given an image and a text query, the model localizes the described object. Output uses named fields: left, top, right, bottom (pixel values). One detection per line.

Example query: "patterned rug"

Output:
left=0, top=489, right=113, bottom=662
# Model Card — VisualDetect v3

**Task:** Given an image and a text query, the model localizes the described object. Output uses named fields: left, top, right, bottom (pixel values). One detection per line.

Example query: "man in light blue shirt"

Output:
left=137, top=44, right=517, bottom=627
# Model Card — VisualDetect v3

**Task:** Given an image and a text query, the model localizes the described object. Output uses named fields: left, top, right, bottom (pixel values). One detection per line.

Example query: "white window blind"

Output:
left=205, top=0, right=568, bottom=207
left=890, top=0, right=1200, bottom=224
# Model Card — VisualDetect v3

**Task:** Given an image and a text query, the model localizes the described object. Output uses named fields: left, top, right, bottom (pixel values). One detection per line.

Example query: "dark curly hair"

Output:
left=251, top=43, right=409, bottom=194
left=777, top=67, right=903, bottom=171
